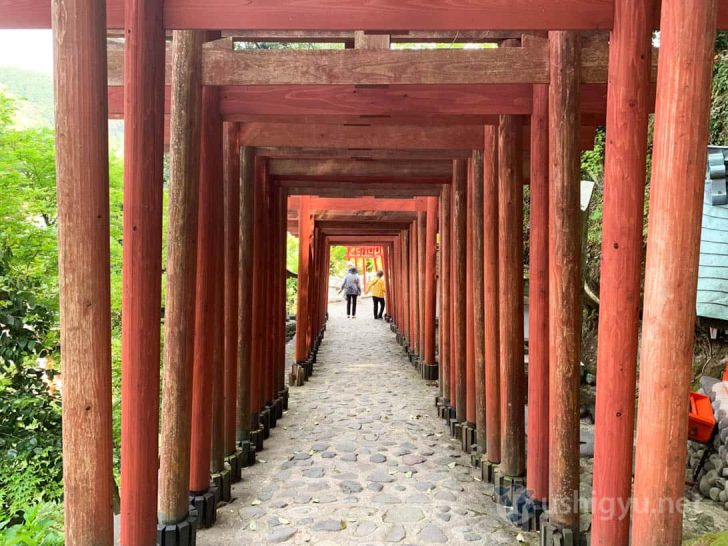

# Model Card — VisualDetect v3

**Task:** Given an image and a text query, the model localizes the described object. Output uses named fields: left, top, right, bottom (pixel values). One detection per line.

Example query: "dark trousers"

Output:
left=373, top=296, right=385, bottom=319
left=346, top=294, right=358, bottom=316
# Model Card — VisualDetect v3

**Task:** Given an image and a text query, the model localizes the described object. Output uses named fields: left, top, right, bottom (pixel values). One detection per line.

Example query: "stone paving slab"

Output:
left=198, top=302, right=535, bottom=545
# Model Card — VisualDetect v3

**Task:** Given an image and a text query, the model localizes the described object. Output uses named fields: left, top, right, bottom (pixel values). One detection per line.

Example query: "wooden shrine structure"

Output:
left=2, top=1, right=725, bottom=545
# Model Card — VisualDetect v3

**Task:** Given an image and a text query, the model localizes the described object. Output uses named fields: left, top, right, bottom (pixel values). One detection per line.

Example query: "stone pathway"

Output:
left=198, top=300, right=534, bottom=545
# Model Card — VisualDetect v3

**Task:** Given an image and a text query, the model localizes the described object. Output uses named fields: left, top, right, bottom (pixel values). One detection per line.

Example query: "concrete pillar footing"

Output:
left=189, top=487, right=217, bottom=529
left=156, top=507, right=199, bottom=546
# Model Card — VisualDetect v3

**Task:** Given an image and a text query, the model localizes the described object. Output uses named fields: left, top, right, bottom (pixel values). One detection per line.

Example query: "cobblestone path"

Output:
left=199, top=301, right=534, bottom=545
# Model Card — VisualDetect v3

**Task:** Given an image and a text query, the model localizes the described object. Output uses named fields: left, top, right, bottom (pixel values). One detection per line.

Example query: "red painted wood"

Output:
left=471, top=151, right=486, bottom=453
left=449, top=185, right=457, bottom=406
left=548, top=31, right=582, bottom=530
left=591, top=0, right=654, bottom=542
left=119, top=0, right=165, bottom=542
left=417, top=208, right=426, bottom=354
left=190, top=85, right=223, bottom=493
left=223, top=122, right=240, bottom=457
left=632, top=1, right=717, bottom=543
left=439, top=186, right=452, bottom=401
left=527, top=84, right=550, bottom=503
left=424, top=197, right=438, bottom=365
left=483, top=126, right=501, bottom=464
left=296, top=197, right=313, bottom=362
left=53, top=0, right=114, bottom=541
left=498, top=114, right=526, bottom=478
left=453, top=160, right=468, bottom=421
left=15, top=0, right=720, bottom=30
left=410, top=223, right=418, bottom=351
left=465, top=162, right=476, bottom=425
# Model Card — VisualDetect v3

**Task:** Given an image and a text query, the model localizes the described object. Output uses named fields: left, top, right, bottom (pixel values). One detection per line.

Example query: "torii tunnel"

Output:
left=4, top=0, right=727, bottom=544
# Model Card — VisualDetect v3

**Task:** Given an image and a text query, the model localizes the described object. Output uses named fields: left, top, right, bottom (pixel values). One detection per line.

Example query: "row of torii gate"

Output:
left=5, top=0, right=726, bottom=545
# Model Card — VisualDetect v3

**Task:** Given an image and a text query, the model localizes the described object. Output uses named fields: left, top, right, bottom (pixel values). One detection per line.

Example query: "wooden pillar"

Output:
left=277, top=186, right=288, bottom=396
left=296, top=197, right=313, bottom=361
left=53, top=0, right=114, bottom=541
left=590, top=0, right=654, bottom=542
left=410, top=222, right=418, bottom=350
left=527, top=84, right=550, bottom=503
left=548, top=31, right=582, bottom=531
left=119, top=0, right=165, bottom=542
left=424, top=197, right=438, bottom=365
left=471, top=151, right=486, bottom=453
left=401, top=229, right=410, bottom=344
left=418, top=207, right=427, bottom=356
left=440, top=186, right=452, bottom=402
left=466, top=162, right=476, bottom=426
left=498, top=114, right=525, bottom=478
left=223, top=122, right=240, bottom=458
left=450, top=183, right=458, bottom=406
left=453, top=159, right=468, bottom=422
left=632, top=1, right=717, bottom=543
left=158, top=30, right=204, bottom=526
left=237, top=147, right=255, bottom=442
left=190, top=84, right=224, bottom=493
left=484, top=126, right=501, bottom=464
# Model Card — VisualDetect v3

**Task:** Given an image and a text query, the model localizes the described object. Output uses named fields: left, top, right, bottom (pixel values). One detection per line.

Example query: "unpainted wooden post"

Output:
left=158, top=29, right=205, bottom=527
left=631, top=1, right=717, bottom=543
left=53, top=0, right=114, bottom=541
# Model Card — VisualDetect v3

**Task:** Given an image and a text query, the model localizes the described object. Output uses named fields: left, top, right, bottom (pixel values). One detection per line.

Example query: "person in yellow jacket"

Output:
left=365, top=270, right=386, bottom=320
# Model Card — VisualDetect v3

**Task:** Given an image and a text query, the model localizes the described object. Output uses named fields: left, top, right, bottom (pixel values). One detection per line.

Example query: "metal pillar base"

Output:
left=226, top=451, right=241, bottom=483
left=157, top=508, right=198, bottom=546
left=481, top=459, right=498, bottom=483
left=211, top=469, right=231, bottom=503
left=494, top=472, right=526, bottom=507
left=540, top=518, right=586, bottom=546
left=189, top=488, right=217, bottom=529
left=260, top=408, right=271, bottom=439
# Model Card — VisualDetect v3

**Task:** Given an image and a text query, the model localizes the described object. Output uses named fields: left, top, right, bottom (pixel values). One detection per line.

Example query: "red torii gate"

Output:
left=345, top=245, right=384, bottom=292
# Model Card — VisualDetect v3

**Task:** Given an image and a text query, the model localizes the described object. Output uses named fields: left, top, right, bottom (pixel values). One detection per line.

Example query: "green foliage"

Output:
left=0, top=66, right=54, bottom=128
left=0, top=367, right=62, bottom=523
left=0, top=501, right=64, bottom=545
left=710, top=32, right=728, bottom=145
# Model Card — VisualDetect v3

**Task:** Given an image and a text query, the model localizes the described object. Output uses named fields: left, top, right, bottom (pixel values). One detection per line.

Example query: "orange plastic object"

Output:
left=689, top=392, right=716, bottom=443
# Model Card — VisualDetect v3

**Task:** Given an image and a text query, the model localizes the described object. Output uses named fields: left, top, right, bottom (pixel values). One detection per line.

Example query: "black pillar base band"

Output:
left=516, top=498, right=546, bottom=532
left=260, top=408, right=271, bottom=439
left=273, top=396, right=284, bottom=419
left=481, top=459, right=498, bottom=484
left=251, top=427, right=264, bottom=452
left=211, top=469, right=232, bottom=503
left=157, top=507, right=198, bottom=546
left=226, top=452, right=241, bottom=484
left=279, top=388, right=289, bottom=411
left=494, top=472, right=526, bottom=507
left=266, top=402, right=277, bottom=429
left=237, top=440, right=255, bottom=467
left=470, top=447, right=483, bottom=468
left=462, top=423, right=476, bottom=453
left=540, top=518, right=583, bottom=546
left=422, top=364, right=438, bottom=381
left=451, top=420, right=463, bottom=439
left=189, top=488, right=217, bottom=529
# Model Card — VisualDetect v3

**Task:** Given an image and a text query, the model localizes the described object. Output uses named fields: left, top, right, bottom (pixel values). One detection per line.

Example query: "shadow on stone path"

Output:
left=198, top=300, right=535, bottom=545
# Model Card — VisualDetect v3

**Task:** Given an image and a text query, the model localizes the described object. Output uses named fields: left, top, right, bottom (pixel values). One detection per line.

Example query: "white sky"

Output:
left=0, top=30, right=54, bottom=74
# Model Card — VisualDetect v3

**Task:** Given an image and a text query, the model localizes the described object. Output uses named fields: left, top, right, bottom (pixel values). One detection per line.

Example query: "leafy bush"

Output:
left=0, top=501, right=64, bottom=545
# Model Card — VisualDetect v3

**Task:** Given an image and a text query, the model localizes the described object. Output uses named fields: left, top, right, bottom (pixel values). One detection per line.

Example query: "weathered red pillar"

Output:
left=453, top=160, right=468, bottom=422
left=223, top=122, right=240, bottom=466
left=466, top=161, right=476, bottom=429
left=440, top=186, right=452, bottom=403
left=483, top=126, right=501, bottom=466
left=632, top=1, right=717, bottom=543
left=418, top=206, right=427, bottom=358
left=237, top=147, right=255, bottom=443
left=471, top=150, right=486, bottom=454
left=190, top=85, right=224, bottom=502
left=590, top=0, right=654, bottom=542
left=410, top=221, right=419, bottom=352
left=296, top=197, right=313, bottom=363
left=53, top=0, right=114, bottom=541
left=158, top=29, right=204, bottom=528
left=498, top=114, right=525, bottom=479
left=250, top=157, right=268, bottom=421
left=450, top=184, right=458, bottom=407
left=527, top=84, right=550, bottom=504
left=424, top=197, right=438, bottom=366
left=548, top=30, right=582, bottom=533
left=120, top=0, right=165, bottom=542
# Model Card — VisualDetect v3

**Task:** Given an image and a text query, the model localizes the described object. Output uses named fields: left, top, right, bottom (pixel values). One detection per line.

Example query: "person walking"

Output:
left=338, top=266, right=362, bottom=318
left=366, top=270, right=386, bottom=320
